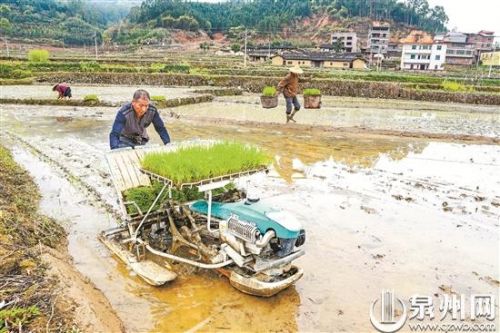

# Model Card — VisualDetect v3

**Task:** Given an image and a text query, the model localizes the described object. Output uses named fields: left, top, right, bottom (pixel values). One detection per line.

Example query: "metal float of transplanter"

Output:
left=100, top=141, right=306, bottom=297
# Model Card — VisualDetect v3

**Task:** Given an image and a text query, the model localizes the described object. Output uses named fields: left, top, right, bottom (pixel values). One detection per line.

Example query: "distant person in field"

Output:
left=52, top=82, right=72, bottom=99
left=277, top=66, right=303, bottom=123
left=109, top=89, right=171, bottom=150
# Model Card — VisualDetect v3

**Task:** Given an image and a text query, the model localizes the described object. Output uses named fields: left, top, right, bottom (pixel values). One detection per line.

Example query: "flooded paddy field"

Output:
left=177, top=95, right=500, bottom=138
left=0, top=96, right=498, bottom=332
left=0, top=84, right=210, bottom=103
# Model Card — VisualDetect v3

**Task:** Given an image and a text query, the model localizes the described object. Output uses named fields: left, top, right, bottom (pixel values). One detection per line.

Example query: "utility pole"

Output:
left=4, top=37, right=9, bottom=57
left=244, top=28, right=247, bottom=68
left=94, top=33, right=98, bottom=60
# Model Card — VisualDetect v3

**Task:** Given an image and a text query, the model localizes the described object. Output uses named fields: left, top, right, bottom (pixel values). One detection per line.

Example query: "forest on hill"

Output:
left=130, top=0, right=448, bottom=33
left=0, top=0, right=129, bottom=45
left=0, top=0, right=449, bottom=46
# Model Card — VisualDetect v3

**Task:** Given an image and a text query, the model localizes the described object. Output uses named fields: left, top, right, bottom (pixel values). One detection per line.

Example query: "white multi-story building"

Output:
left=400, top=30, right=447, bottom=71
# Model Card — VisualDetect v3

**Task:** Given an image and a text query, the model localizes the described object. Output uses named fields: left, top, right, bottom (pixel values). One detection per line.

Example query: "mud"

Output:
left=0, top=84, right=210, bottom=103
left=174, top=95, right=500, bottom=138
left=1, top=97, right=498, bottom=332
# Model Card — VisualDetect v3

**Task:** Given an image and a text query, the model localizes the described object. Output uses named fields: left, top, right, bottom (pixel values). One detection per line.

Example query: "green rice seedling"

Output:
left=141, top=142, right=271, bottom=185
left=262, top=86, right=277, bottom=97
left=123, top=182, right=202, bottom=214
left=303, top=88, right=321, bottom=96
left=123, top=182, right=238, bottom=214
left=151, top=95, right=166, bottom=102
left=83, top=94, right=100, bottom=103
left=79, top=61, right=101, bottom=72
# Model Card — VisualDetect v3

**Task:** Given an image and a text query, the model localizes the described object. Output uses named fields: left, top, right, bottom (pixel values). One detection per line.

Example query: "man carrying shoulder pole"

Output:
left=277, top=66, right=303, bottom=123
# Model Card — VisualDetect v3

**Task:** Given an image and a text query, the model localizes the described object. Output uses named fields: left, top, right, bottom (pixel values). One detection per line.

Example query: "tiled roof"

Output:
left=276, top=51, right=365, bottom=62
left=247, top=49, right=276, bottom=56
left=319, top=44, right=335, bottom=49
left=478, top=30, right=494, bottom=35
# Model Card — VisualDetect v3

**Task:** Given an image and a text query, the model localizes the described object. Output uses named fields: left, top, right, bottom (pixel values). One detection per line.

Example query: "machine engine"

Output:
left=190, top=199, right=305, bottom=271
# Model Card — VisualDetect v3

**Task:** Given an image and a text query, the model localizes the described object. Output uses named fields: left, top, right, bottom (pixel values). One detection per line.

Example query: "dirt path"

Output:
left=41, top=245, right=124, bottom=333
left=9, top=144, right=155, bottom=333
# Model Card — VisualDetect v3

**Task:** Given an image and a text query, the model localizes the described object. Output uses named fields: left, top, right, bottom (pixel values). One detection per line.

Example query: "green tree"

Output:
left=0, top=18, right=11, bottom=32
left=332, top=39, right=344, bottom=53
left=231, top=43, right=241, bottom=52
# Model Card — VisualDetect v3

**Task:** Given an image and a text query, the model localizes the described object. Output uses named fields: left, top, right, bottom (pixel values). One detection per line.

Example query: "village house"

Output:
left=271, top=51, right=367, bottom=69
left=438, top=31, right=475, bottom=66
left=466, top=30, right=495, bottom=62
left=331, top=31, right=359, bottom=53
left=367, top=22, right=391, bottom=56
left=387, top=36, right=403, bottom=59
left=247, top=48, right=277, bottom=62
left=400, top=30, right=447, bottom=70
left=318, top=43, right=337, bottom=52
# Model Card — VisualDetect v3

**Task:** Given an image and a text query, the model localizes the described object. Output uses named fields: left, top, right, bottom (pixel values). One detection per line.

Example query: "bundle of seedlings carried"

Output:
left=260, top=86, right=278, bottom=108
left=303, top=88, right=322, bottom=109
left=141, top=142, right=271, bottom=186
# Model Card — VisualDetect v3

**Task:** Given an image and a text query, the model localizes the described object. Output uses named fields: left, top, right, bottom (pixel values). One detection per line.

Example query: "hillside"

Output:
left=0, top=0, right=448, bottom=48
left=106, top=0, right=448, bottom=46
left=0, top=0, right=129, bottom=46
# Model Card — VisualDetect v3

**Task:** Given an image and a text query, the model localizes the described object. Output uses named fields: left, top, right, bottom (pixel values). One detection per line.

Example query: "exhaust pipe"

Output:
left=255, top=230, right=275, bottom=248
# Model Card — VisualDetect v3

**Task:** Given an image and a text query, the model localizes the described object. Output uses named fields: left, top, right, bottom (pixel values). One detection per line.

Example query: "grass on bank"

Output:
left=27, top=49, right=50, bottom=63
left=0, top=58, right=499, bottom=88
left=141, top=142, right=271, bottom=185
left=441, top=80, right=474, bottom=92
left=0, top=145, right=70, bottom=332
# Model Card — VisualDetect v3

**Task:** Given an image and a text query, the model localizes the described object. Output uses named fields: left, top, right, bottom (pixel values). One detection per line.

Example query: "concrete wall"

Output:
left=271, top=56, right=284, bottom=66
left=281, top=59, right=311, bottom=67
left=352, top=59, right=366, bottom=69
left=429, top=43, right=447, bottom=70
left=323, top=61, right=350, bottom=68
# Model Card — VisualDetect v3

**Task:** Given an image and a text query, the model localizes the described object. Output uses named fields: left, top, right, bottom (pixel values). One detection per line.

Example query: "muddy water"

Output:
left=1, top=102, right=499, bottom=332
left=176, top=95, right=500, bottom=138
left=0, top=84, right=208, bottom=103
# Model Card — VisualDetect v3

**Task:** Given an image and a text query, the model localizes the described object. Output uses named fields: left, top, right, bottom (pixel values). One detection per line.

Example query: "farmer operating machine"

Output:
left=100, top=141, right=305, bottom=297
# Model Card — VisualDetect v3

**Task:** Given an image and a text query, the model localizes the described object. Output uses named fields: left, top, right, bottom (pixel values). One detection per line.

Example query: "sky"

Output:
left=427, top=0, right=499, bottom=36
